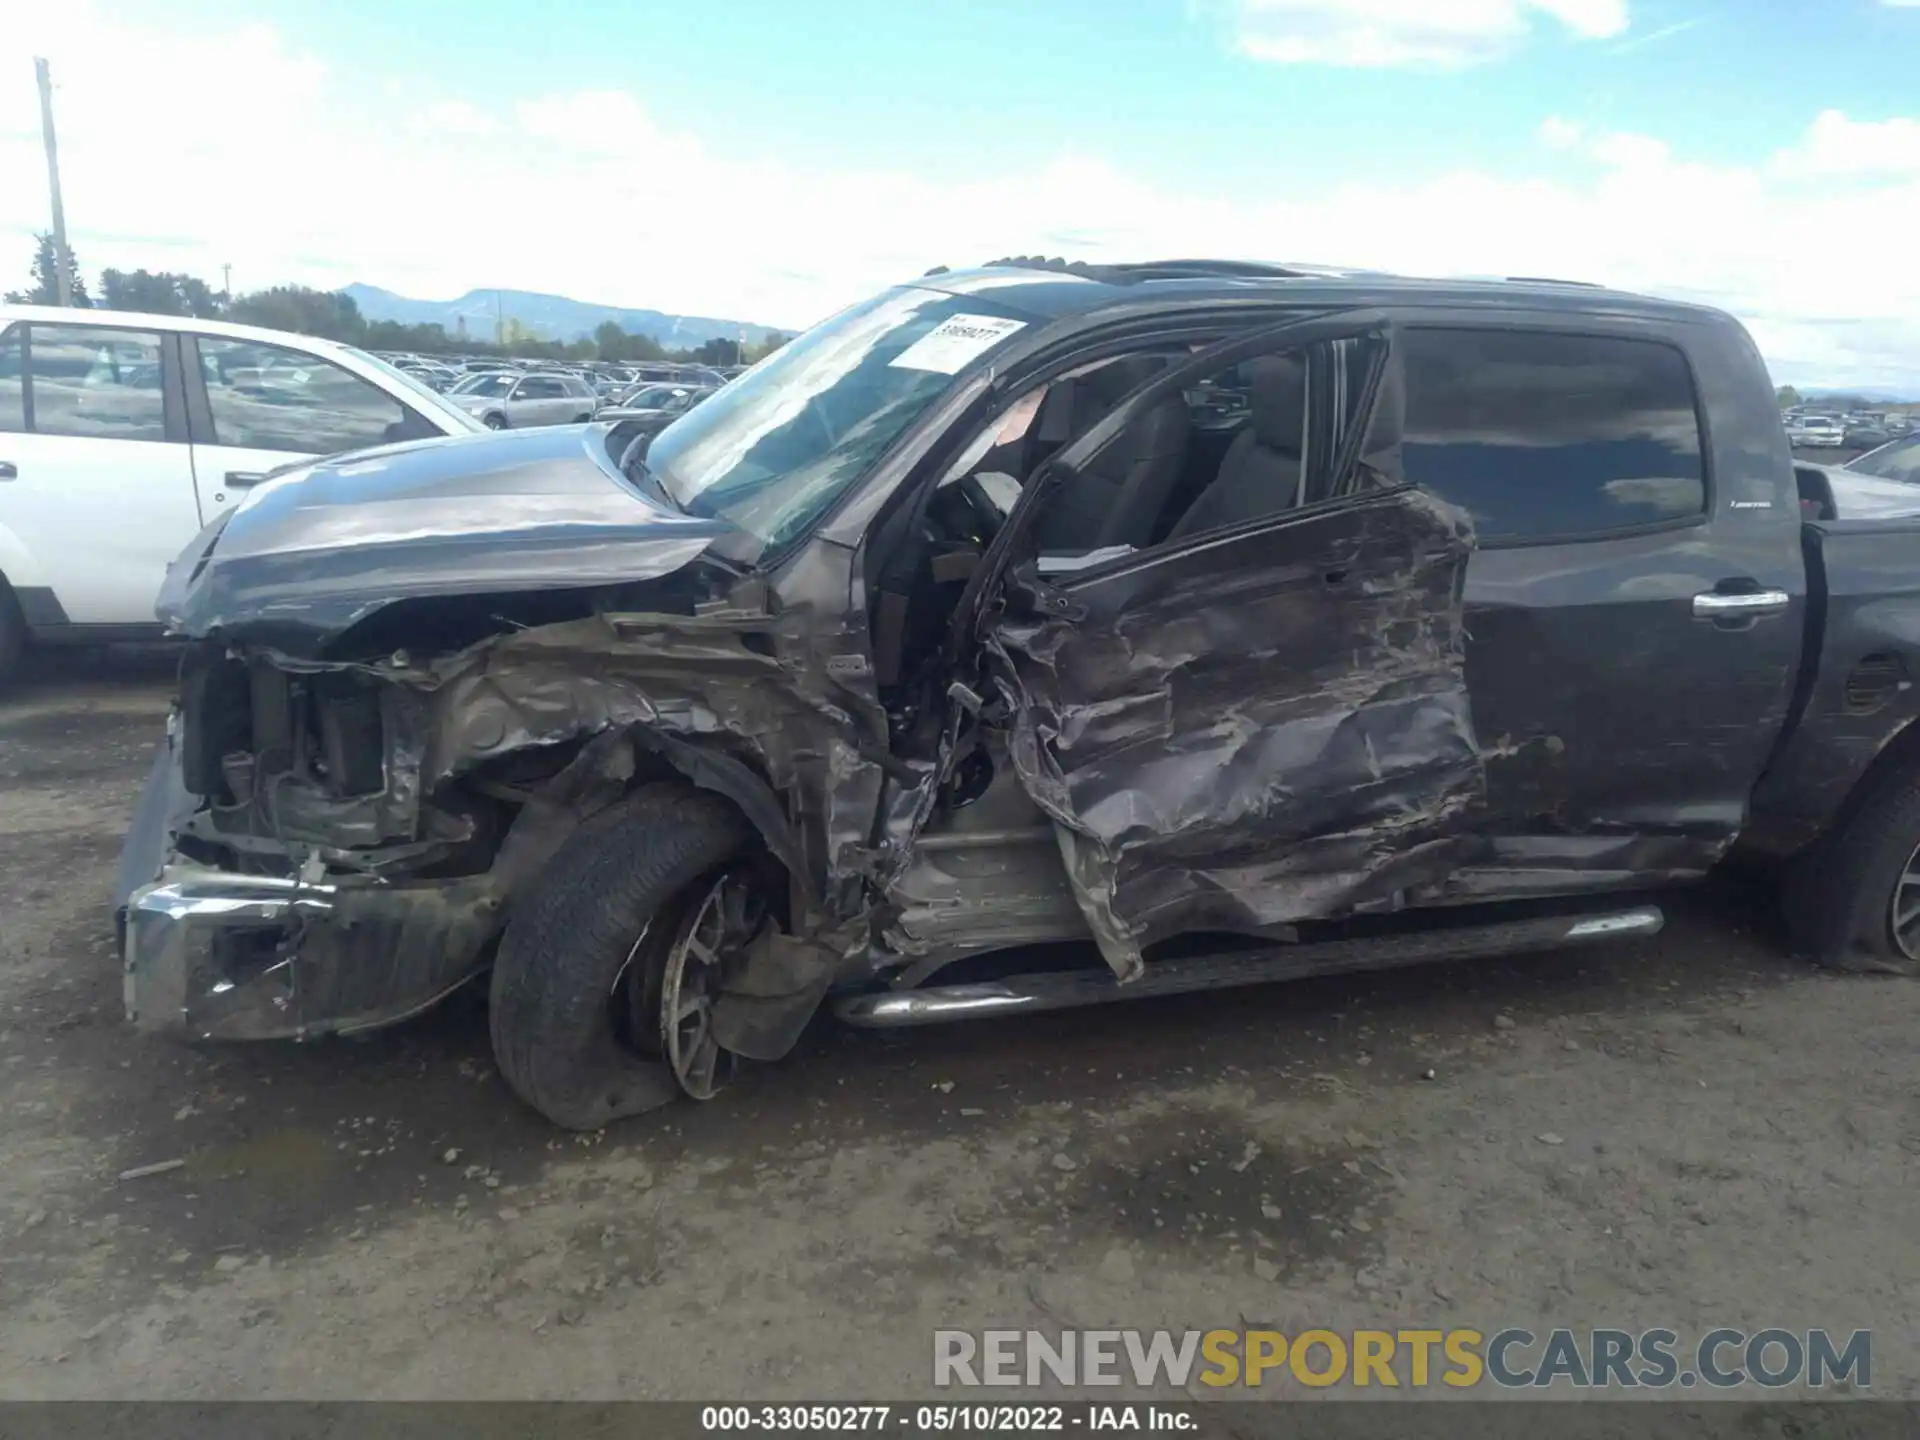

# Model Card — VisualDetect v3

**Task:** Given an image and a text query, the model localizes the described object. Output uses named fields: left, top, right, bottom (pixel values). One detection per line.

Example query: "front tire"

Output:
left=489, top=784, right=754, bottom=1129
left=1783, top=765, right=1920, bottom=976
left=484, top=412, right=507, bottom=430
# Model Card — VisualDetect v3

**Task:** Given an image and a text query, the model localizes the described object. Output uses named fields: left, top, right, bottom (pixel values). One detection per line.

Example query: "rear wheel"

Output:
left=489, top=784, right=757, bottom=1129
left=1783, top=765, right=1920, bottom=976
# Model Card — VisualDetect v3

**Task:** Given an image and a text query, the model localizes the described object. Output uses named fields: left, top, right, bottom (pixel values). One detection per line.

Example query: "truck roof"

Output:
left=914, top=258, right=1738, bottom=330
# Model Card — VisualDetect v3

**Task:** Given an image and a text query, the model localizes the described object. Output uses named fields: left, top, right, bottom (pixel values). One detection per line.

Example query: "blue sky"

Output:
left=3, top=0, right=1919, bottom=385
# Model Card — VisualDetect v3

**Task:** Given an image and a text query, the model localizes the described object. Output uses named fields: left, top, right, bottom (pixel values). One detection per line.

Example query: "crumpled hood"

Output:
left=158, top=424, right=729, bottom=646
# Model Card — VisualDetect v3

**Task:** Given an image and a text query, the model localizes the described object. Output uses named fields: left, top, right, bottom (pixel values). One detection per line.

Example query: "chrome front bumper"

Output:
left=123, top=863, right=503, bottom=1041
left=123, top=867, right=336, bottom=1039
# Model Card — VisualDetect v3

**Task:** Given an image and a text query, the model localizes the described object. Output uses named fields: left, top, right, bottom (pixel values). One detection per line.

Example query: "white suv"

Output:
left=0, top=305, right=483, bottom=683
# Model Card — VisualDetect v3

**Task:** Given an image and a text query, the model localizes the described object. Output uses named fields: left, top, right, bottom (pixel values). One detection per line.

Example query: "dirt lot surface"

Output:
left=0, top=650, right=1915, bottom=1401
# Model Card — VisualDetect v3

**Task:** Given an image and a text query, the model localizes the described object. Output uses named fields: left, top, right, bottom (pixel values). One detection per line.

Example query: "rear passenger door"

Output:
left=186, top=335, right=439, bottom=513
left=0, top=321, right=200, bottom=626
left=1396, top=321, right=1804, bottom=895
left=513, top=375, right=568, bottom=426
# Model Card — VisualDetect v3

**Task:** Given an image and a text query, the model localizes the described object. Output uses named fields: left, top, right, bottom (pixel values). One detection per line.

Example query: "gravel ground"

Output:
left=0, top=648, right=1914, bottom=1401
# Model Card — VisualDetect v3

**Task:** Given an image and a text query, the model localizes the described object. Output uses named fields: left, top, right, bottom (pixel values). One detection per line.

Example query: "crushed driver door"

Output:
left=972, top=313, right=1485, bottom=980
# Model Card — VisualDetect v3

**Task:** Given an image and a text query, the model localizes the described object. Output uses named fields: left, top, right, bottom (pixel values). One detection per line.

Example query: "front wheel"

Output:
left=484, top=413, right=507, bottom=430
left=1783, top=766, right=1920, bottom=976
left=489, top=784, right=757, bottom=1129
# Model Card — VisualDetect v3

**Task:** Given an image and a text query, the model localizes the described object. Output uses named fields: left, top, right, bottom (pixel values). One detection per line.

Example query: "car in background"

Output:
left=1844, top=420, right=1891, bottom=450
left=1846, top=433, right=1920, bottom=485
left=393, top=358, right=460, bottom=391
left=445, top=370, right=600, bottom=428
left=594, top=382, right=715, bottom=435
left=1789, top=414, right=1846, bottom=447
left=0, top=303, right=484, bottom=684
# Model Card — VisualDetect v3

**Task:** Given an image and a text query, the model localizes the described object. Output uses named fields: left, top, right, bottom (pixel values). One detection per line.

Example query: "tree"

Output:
left=1775, top=385, right=1803, bottom=408
left=99, top=267, right=224, bottom=318
left=692, top=337, right=742, bottom=367
left=5, top=231, right=89, bottom=306
left=225, top=285, right=364, bottom=341
left=594, top=320, right=629, bottom=362
left=745, top=332, right=790, bottom=364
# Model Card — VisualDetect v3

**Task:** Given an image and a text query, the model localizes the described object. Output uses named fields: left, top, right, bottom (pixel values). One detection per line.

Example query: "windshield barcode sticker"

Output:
left=889, top=314, right=1028, bottom=374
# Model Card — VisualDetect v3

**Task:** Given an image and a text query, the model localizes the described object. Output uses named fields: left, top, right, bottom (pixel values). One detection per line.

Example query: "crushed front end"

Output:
left=119, top=645, right=515, bottom=1039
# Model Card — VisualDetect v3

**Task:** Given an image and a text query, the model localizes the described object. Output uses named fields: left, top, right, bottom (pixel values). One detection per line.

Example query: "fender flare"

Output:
left=627, top=726, right=815, bottom=908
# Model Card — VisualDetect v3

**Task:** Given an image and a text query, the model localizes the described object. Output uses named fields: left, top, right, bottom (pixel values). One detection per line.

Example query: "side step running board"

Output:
left=835, top=906, right=1662, bottom=1029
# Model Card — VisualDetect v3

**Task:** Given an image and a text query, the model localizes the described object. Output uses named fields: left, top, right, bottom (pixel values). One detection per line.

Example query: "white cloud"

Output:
left=1772, top=109, right=1920, bottom=178
left=1226, top=0, right=1629, bottom=68
left=1537, top=116, right=1585, bottom=149
left=413, top=101, right=501, bottom=138
left=0, top=6, right=1916, bottom=386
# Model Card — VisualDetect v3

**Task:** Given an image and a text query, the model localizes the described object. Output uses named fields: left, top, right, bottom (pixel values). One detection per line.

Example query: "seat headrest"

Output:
left=1079, top=354, right=1168, bottom=409
left=1245, top=353, right=1306, bottom=451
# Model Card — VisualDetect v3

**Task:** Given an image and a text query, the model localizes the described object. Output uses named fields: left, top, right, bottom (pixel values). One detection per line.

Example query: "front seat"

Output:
left=1166, top=354, right=1307, bottom=540
left=1033, top=357, right=1190, bottom=552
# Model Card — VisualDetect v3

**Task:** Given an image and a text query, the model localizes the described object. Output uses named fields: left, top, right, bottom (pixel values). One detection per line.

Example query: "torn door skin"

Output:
left=984, top=486, right=1486, bottom=981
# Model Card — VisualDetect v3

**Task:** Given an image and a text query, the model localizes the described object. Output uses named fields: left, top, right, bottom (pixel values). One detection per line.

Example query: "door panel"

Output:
left=1392, top=322, right=1804, bottom=898
left=986, top=485, right=1484, bottom=979
left=0, top=323, right=200, bottom=625
left=187, top=335, right=425, bottom=516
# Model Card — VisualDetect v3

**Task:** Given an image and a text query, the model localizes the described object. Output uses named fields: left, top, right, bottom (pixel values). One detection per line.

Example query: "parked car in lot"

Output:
left=117, top=259, right=1920, bottom=1129
left=445, top=369, right=599, bottom=428
left=1788, top=414, right=1847, bottom=447
left=0, top=304, right=483, bottom=684
left=1844, top=433, right=1920, bottom=484
left=594, top=381, right=715, bottom=436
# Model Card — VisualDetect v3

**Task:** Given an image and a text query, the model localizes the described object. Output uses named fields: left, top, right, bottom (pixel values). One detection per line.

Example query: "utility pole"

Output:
left=34, top=57, right=73, bottom=307
left=221, top=263, right=232, bottom=303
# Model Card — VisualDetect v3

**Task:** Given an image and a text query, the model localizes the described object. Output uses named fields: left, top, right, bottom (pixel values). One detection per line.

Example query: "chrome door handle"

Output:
left=0, top=461, right=16, bottom=480
left=224, top=471, right=269, bottom=488
left=1693, top=589, right=1790, bottom=618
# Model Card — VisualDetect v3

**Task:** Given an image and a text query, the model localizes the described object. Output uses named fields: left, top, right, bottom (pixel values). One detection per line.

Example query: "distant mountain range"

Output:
left=342, top=283, right=783, bottom=348
left=1801, top=386, right=1916, bottom=403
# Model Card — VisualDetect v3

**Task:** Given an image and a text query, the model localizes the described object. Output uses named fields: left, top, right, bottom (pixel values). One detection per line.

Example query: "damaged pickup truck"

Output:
left=117, top=258, right=1920, bottom=1128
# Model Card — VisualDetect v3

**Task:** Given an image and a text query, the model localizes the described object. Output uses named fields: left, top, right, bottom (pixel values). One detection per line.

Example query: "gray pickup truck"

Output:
left=117, top=259, right=1920, bottom=1130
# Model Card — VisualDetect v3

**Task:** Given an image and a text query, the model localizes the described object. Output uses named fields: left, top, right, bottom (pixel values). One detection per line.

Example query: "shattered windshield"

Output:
left=644, top=286, right=1032, bottom=553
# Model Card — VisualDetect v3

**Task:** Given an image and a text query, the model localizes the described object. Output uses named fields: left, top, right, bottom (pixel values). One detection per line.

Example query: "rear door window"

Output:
left=25, top=324, right=168, bottom=442
left=0, top=326, right=22, bottom=432
left=1401, top=329, right=1707, bottom=543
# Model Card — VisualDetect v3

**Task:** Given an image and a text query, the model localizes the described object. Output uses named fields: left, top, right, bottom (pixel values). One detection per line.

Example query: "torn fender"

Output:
left=985, top=487, right=1486, bottom=980
left=413, top=604, right=919, bottom=933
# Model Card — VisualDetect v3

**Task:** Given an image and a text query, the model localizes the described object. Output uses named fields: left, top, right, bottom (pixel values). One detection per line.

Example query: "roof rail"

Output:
left=1504, top=275, right=1603, bottom=287
left=982, top=256, right=1316, bottom=284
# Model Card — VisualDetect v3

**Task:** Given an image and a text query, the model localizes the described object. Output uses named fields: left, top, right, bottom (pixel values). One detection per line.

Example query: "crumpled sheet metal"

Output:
left=409, top=607, right=909, bottom=930
left=986, top=487, right=1485, bottom=981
